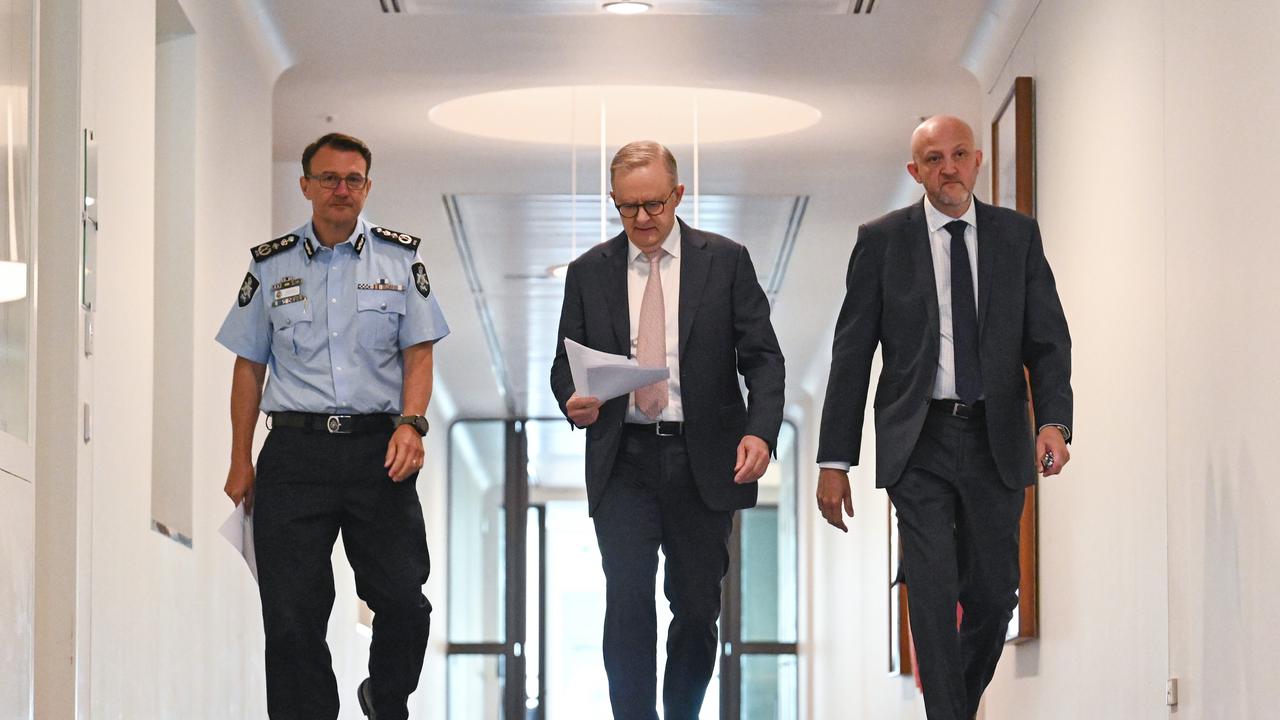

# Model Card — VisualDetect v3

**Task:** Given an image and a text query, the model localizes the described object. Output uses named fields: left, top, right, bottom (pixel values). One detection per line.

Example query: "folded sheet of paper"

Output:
left=219, top=502, right=259, bottom=583
left=564, top=338, right=669, bottom=402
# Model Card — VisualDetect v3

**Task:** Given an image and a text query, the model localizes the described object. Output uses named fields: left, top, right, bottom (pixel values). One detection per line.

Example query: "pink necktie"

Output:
left=634, top=249, right=669, bottom=420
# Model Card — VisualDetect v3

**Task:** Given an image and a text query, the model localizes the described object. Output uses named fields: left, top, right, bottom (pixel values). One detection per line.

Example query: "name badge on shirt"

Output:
left=271, top=277, right=305, bottom=307
left=357, top=278, right=405, bottom=292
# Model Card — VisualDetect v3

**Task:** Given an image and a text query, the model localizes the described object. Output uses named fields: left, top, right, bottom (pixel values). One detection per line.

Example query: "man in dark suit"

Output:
left=816, top=116, right=1073, bottom=720
left=551, top=141, right=785, bottom=720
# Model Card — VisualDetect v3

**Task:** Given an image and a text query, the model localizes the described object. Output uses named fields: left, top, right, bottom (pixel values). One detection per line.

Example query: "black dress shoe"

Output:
left=358, top=678, right=377, bottom=719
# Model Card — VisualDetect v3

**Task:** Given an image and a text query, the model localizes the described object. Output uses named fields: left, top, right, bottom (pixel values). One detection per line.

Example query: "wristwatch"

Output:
left=395, top=415, right=430, bottom=436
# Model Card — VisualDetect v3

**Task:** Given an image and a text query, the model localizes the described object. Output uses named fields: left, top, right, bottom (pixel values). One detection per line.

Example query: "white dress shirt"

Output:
left=923, top=195, right=980, bottom=402
left=625, top=221, right=684, bottom=423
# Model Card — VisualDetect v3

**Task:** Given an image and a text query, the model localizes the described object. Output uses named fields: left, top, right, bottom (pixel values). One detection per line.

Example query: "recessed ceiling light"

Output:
left=602, top=2, right=652, bottom=15
left=547, top=264, right=569, bottom=280
left=429, top=86, right=822, bottom=146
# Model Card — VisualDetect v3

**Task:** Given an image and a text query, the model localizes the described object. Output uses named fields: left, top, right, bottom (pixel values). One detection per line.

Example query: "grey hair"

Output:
left=610, top=141, right=678, bottom=186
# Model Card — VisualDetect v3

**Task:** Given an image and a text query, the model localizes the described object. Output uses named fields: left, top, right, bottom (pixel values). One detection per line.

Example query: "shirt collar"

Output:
left=923, top=195, right=978, bottom=235
left=301, top=217, right=369, bottom=262
left=628, top=219, right=682, bottom=263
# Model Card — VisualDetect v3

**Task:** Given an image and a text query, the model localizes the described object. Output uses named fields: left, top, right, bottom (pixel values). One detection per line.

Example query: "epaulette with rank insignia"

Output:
left=251, top=234, right=300, bottom=262
left=371, top=226, right=422, bottom=251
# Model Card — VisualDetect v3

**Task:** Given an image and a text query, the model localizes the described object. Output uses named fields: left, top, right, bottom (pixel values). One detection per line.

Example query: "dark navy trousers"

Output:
left=592, top=428, right=734, bottom=720
left=888, top=408, right=1026, bottom=720
left=253, top=426, right=432, bottom=720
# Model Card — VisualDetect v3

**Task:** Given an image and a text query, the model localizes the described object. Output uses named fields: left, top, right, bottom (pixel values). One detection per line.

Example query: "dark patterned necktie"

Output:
left=946, top=220, right=983, bottom=404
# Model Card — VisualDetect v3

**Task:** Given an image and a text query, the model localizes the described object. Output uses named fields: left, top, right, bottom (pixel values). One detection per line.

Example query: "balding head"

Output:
left=910, top=115, right=976, bottom=161
left=906, top=114, right=983, bottom=218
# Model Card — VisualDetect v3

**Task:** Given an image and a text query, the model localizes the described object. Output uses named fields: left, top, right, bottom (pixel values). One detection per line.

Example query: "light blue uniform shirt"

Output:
left=216, top=216, right=450, bottom=414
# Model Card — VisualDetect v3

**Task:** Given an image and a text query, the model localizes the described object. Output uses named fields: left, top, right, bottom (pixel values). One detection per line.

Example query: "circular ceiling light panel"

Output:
left=428, top=86, right=821, bottom=146
left=602, top=1, right=652, bottom=13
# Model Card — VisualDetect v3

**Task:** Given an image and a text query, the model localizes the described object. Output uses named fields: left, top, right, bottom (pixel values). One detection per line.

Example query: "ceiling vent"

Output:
left=378, top=0, right=404, bottom=12
left=847, top=0, right=877, bottom=13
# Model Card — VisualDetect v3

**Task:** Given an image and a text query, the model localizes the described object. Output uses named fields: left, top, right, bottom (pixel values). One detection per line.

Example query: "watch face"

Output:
left=401, top=415, right=429, bottom=435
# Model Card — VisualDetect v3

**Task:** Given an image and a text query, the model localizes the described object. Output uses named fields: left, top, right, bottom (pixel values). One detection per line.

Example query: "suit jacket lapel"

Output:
left=600, top=233, right=631, bottom=355
left=907, top=202, right=940, bottom=333
left=678, top=218, right=710, bottom=360
left=974, top=199, right=997, bottom=335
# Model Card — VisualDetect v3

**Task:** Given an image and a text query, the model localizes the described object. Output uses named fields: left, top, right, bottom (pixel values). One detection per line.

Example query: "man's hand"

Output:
left=385, top=424, right=425, bottom=482
left=566, top=393, right=601, bottom=427
left=225, top=460, right=256, bottom=513
left=816, top=468, right=855, bottom=533
left=733, top=435, right=771, bottom=484
left=1036, top=426, right=1071, bottom=477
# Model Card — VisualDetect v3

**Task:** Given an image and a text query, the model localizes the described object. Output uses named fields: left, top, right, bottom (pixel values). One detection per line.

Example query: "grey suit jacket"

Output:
left=550, top=219, right=786, bottom=514
left=817, top=199, right=1072, bottom=489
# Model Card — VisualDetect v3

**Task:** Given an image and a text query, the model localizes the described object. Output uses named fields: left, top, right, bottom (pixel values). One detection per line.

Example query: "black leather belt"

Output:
left=269, top=411, right=394, bottom=435
left=624, top=420, right=684, bottom=437
left=929, top=399, right=985, bottom=419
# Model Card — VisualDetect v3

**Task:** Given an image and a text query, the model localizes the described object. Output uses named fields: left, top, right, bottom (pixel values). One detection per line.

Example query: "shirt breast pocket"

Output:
left=269, top=300, right=312, bottom=357
left=357, top=289, right=406, bottom=348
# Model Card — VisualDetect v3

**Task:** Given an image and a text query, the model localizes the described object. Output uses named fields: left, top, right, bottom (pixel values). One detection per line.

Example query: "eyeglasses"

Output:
left=307, top=173, right=368, bottom=191
left=614, top=187, right=677, bottom=219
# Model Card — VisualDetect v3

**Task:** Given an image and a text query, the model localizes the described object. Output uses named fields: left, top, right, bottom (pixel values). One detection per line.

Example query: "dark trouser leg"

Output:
left=594, top=432, right=664, bottom=720
left=253, top=429, right=344, bottom=720
left=955, top=425, right=1024, bottom=719
left=341, top=431, right=433, bottom=720
left=888, top=416, right=967, bottom=720
left=659, top=439, right=733, bottom=720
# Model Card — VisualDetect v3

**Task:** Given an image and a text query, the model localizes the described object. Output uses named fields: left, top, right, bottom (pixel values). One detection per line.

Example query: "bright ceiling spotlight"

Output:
left=547, top=264, right=569, bottom=280
left=602, top=2, right=653, bottom=15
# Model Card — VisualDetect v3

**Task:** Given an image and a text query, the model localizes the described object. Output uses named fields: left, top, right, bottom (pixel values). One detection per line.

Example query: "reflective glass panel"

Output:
left=448, top=420, right=507, bottom=643
left=740, top=422, right=797, bottom=643
left=447, top=654, right=504, bottom=720
left=0, top=0, right=33, bottom=445
left=741, top=654, right=798, bottom=720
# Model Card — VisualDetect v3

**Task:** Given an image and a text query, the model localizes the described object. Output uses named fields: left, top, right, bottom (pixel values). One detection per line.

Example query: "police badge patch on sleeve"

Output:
left=412, top=262, right=431, bottom=298
left=238, top=272, right=260, bottom=307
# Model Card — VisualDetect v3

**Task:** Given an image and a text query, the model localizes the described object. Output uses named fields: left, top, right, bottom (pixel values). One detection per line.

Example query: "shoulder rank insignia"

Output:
left=371, top=226, right=422, bottom=251
left=251, top=234, right=300, bottom=262
left=412, top=262, right=431, bottom=298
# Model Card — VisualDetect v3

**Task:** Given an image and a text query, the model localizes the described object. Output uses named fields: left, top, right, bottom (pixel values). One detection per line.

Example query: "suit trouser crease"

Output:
left=254, top=428, right=432, bottom=720
left=593, top=431, right=733, bottom=720
left=887, top=412, right=1024, bottom=720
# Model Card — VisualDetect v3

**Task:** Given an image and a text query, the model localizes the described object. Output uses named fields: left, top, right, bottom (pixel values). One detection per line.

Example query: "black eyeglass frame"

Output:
left=613, top=187, right=678, bottom=219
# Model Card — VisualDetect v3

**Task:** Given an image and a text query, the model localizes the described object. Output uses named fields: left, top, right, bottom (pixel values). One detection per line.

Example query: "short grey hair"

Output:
left=610, top=141, right=678, bottom=187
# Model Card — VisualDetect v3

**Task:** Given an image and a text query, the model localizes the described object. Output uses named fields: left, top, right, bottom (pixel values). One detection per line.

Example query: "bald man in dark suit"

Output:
left=816, top=116, right=1073, bottom=720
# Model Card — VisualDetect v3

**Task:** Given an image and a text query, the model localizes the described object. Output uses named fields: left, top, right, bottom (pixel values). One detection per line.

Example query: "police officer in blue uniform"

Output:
left=217, top=133, right=448, bottom=720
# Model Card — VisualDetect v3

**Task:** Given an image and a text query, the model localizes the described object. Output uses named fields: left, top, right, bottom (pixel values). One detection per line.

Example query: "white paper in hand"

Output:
left=219, top=502, right=258, bottom=583
left=564, top=338, right=669, bottom=402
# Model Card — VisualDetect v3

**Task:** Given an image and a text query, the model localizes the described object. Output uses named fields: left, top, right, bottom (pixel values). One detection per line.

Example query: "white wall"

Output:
left=68, top=0, right=280, bottom=715
left=974, top=1, right=1171, bottom=717
left=1163, top=1, right=1280, bottom=716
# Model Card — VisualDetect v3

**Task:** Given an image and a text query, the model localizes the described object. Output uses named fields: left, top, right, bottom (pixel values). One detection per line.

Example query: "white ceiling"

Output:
left=260, top=0, right=988, bottom=420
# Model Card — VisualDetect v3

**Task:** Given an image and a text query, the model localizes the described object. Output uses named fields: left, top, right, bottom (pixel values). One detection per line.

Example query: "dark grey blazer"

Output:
left=550, top=218, right=786, bottom=515
left=817, top=199, right=1072, bottom=489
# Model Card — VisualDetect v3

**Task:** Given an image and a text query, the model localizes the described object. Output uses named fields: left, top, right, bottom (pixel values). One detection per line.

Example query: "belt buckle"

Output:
left=326, top=415, right=353, bottom=434
left=950, top=402, right=965, bottom=418
left=655, top=421, right=678, bottom=437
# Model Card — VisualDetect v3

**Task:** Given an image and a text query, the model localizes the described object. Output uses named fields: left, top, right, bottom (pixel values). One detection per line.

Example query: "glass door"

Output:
left=449, top=418, right=798, bottom=719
